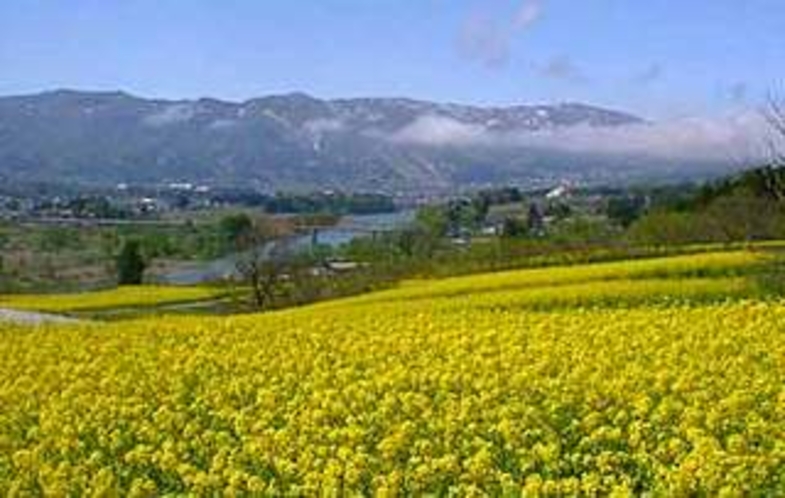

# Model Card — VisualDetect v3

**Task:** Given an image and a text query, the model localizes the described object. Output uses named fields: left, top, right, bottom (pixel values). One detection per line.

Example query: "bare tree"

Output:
left=236, top=252, right=285, bottom=310
left=231, top=216, right=287, bottom=310
left=764, top=93, right=785, bottom=165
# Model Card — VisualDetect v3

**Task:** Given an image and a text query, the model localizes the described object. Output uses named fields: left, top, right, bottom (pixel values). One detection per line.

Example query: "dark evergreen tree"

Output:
left=116, top=240, right=146, bottom=285
left=501, top=216, right=528, bottom=238
left=527, top=203, right=545, bottom=235
left=607, top=195, right=647, bottom=228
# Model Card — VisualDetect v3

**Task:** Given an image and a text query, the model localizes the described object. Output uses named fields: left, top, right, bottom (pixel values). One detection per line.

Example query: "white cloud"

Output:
left=303, top=118, right=345, bottom=134
left=385, top=110, right=772, bottom=164
left=208, top=119, right=238, bottom=130
left=521, top=112, right=770, bottom=163
left=514, top=0, right=542, bottom=29
left=457, top=14, right=510, bottom=68
left=389, top=115, right=486, bottom=146
left=457, top=0, right=543, bottom=68
left=537, top=55, right=588, bottom=83
left=143, top=104, right=196, bottom=127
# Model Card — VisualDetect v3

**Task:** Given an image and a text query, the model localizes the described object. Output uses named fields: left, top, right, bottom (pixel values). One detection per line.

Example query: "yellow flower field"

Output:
left=1, top=251, right=784, bottom=495
left=0, top=285, right=224, bottom=313
left=348, top=249, right=768, bottom=306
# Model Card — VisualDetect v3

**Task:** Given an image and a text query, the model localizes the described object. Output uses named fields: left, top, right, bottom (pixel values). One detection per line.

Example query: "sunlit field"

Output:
left=0, top=286, right=225, bottom=314
left=343, top=249, right=768, bottom=307
left=1, top=250, right=784, bottom=495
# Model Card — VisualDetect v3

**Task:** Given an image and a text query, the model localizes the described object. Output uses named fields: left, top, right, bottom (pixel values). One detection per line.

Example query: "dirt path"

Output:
left=0, top=308, right=80, bottom=325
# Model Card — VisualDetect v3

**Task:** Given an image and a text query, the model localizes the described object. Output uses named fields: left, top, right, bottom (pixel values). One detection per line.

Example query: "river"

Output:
left=160, top=210, right=415, bottom=285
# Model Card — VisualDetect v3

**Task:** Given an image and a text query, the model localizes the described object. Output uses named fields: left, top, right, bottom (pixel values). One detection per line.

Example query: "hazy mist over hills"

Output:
left=0, top=89, right=768, bottom=192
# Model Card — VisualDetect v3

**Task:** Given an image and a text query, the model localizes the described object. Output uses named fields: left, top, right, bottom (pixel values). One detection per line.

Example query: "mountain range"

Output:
left=0, top=90, right=737, bottom=192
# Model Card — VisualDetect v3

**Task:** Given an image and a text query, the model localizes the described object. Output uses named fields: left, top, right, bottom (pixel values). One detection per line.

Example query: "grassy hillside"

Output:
left=1, top=249, right=784, bottom=495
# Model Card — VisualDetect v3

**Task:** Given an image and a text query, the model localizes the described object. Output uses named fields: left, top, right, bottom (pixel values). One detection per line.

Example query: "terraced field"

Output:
left=1, top=249, right=784, bottom=495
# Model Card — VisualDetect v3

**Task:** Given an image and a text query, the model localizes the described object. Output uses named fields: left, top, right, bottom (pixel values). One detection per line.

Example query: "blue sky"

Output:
left=0, top=0, right=782, bottom=118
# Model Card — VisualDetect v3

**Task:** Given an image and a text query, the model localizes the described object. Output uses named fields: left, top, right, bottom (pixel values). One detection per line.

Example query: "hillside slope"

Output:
left=0, top=89, right=701, bottom=192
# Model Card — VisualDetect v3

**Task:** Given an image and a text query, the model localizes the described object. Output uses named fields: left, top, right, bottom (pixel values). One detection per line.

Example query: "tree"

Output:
left=445, top=198, right=484, bottom=236
left=236, top=247, right=320, bottom=310
left=471, top=196, right=491, bottom=226
left=415, top=205, right=449, bottom=238
left=501, top=216, right=528, bottom=238
left=527, top=203, right=545, bottom=236
left=236, top=255, right=285, bottom=310
left=232, top=216, right=283, bottom=310
left=219, top=213, right=254, bottom=251
left=765, top=93, right=785, bottom=164
left=703, top=189, right=784, bottom=242
left=116, top=240, right=146, bottom=285
left=626, top=211, right=701, bottom=245
left=607, top=195, right=647, bottom=228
